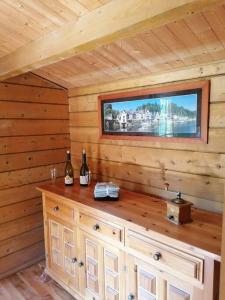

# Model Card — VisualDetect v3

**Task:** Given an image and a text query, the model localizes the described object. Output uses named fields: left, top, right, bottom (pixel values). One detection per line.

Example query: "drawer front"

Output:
left=45, top=196, right=76, bottom=224
left=79, top=213, right=123, bottom=243
left=127, top=230, right=203, bottom=282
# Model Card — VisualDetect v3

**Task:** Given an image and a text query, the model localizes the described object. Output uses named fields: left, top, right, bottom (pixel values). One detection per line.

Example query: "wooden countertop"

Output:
left=38, top=180, right=222, bottom=261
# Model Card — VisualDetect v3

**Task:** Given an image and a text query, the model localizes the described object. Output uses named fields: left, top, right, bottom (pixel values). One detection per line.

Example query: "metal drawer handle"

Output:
left=78, top=261, right=84, bottom=267
left=93, top=224, right=100, bottom=231
left=53, top=206, right=59, bottom=212
left=71, top=257, right=77, bottom=264
left=153, top=252, right=162, bottom=261
left=128, top=294, right=135, bottom=300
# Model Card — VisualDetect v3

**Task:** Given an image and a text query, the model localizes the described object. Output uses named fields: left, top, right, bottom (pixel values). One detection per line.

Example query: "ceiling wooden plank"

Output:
left=0, top=0, right=224, bottom=80
left=68, top=59, right=225, bottom=96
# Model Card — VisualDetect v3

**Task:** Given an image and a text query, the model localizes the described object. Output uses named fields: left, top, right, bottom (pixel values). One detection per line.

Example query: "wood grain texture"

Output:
left=37, top=4, right=225, bottom=90
left=219, top=185, right=225, bottom=299
left=0, top=0, right=222, bottom=81
left=0, top=72, right=69, bottom=279
left=0, top=0, right=111, bottom=59
left=0, top=83, right=68, bottom=103
left=0, top=134, right=70, bottom=155
left=38, top=181, right=222, bottom=260
left=0, top=261, right=75, bottom=299
left=69, top=74, right=225, bottom=213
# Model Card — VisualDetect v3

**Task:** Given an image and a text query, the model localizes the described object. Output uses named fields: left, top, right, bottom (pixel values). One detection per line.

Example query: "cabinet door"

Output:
left=79, top=230, right=103, bottom=299
left=48, top=218, right=64, bottom=276
left=126, top=254, right=203, bottom=300
left=126, top=254, right=162, bottom=300
left=62, top=225, right=79, bottom=291
left=46, top=215, right=79, bottom=292
left=79, top=230, right=125, bottom=300
left=103, top=245, right=125, bottom=300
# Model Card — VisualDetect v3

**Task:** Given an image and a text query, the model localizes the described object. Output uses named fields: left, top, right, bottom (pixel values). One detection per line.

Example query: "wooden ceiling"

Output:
left=0, top=0, right=111, bottom=58
left=1, top=1, right=225, bottom=88
left=33, top=3, right=225, bottom=88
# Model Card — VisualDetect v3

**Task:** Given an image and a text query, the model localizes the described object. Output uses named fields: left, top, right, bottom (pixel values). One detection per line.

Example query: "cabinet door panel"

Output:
left=103, top=247, right=124, bottom=300
left=80, top=231, right=102, bottom=299
left=48, top=219, right=64, bottom=274
left=168, top=285, right=190, bottom=300
left=46, top=216, right=79, bottom=292
left=139, top=269, right=156, bottom=295
left=79, top=230, right=124, bottom=300
left=106, top=286, right=119, bottom=300
left=127, top=255, right=158, bottom=300
left=62, top=225, right=79, bottom=290
left=87, top=257, right=98, bottom=277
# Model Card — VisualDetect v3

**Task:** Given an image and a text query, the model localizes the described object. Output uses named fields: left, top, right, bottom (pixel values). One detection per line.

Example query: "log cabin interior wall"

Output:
left=69, top=73, right=225, bottom=214
left=0, top=73, right=69, bottom=278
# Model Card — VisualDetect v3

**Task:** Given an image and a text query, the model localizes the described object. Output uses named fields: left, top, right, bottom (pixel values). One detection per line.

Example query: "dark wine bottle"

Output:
left=80, top=149, right=89, bottom=186
left=64, top=150, right=74, bottom=186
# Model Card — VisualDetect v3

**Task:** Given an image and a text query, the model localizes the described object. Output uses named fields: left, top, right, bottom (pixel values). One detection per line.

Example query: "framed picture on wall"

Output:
left=98, top=80, right=209, bottom=143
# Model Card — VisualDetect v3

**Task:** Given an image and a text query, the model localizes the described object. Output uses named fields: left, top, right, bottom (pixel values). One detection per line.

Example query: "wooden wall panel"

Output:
left=69, top=74, right=225, bottom=213
left=0, top=72, right=69, bottom=279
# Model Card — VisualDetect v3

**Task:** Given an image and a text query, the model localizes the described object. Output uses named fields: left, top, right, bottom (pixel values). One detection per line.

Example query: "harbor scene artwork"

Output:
left=102, top=91, right=201, bottom=138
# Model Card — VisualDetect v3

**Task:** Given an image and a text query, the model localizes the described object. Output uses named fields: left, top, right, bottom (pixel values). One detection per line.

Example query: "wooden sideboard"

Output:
left=38, top=181, right=222, bottom=300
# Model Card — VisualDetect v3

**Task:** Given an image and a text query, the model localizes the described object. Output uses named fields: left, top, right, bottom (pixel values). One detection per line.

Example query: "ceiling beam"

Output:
left=0, top=0, right=224, bottom=80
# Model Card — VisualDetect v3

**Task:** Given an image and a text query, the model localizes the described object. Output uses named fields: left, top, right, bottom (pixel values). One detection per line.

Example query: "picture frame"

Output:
left=98, top=80, right=209, bottom=143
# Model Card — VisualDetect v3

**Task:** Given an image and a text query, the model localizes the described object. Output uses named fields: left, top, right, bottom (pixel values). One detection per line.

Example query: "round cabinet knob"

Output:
left=71, top=257, right=77, bottom=264
left=153, top=252, right=162, bottom=261
left=93, top=224, right=100, bottom=231
left=53, top=206, right=59, bottom=212
left=168, top=215, right=174, bottom=221
left=128, top=294, right=135, bottom=300
left=78, top=261, right=84, bottom=267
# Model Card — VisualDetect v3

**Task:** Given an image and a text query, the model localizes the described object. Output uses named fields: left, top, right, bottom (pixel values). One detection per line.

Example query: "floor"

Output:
left=0, top=262, right=76, bottom=300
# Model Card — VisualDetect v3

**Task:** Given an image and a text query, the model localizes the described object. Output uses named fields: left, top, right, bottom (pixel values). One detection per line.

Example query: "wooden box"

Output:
left=166, top=193, right=193, bottom=225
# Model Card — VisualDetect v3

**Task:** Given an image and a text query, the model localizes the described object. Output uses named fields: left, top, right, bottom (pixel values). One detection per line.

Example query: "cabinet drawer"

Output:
left=45, top=196, right=76, bottom=224
left=127, top=230, right=203, bottom=282
left=79, top=212, right=123, bottom=243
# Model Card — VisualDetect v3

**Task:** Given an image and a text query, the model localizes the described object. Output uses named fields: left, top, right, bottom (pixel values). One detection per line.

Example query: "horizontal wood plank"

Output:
left=0, top=101, right=69, bottom=119
left=210, top=75, right=225, bottom=102
left=0, top=149, right=66, bottom=172
left=69, top=112, right=98, bottom=127
left=0, top=182, right=45, bottom=208
left=3, top=73, right=63, bottom=89
left=0, top=134, right=70, bottom=155
left=0, top=163, right=65, bottom=190
left=0, top=119, right=69, bottom=136
left=0, top=83, right=67, bottom=104
left=69, top=94, right=98, bottom=112
left=0, top=212, right=43, bottom=242
left=0, top=241, right=44, bottom=277
left=72, top=155, right=224, bottom=203
left=69, top=61, right=225, bottom=97
left=70, top=127, right=225, bottom=153
left=209, top=102, right=225, bottom=128
left=0, top=83, right=68, bottom=104
left=0, top=227, right=43, bottom=258
left=0, top=198, right=42, bottom=224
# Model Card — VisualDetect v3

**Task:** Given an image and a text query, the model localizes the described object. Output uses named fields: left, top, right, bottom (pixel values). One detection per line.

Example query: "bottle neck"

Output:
left=82, top=153, right=86, bottom=164
left=66, top=152, right=71, bottom=161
